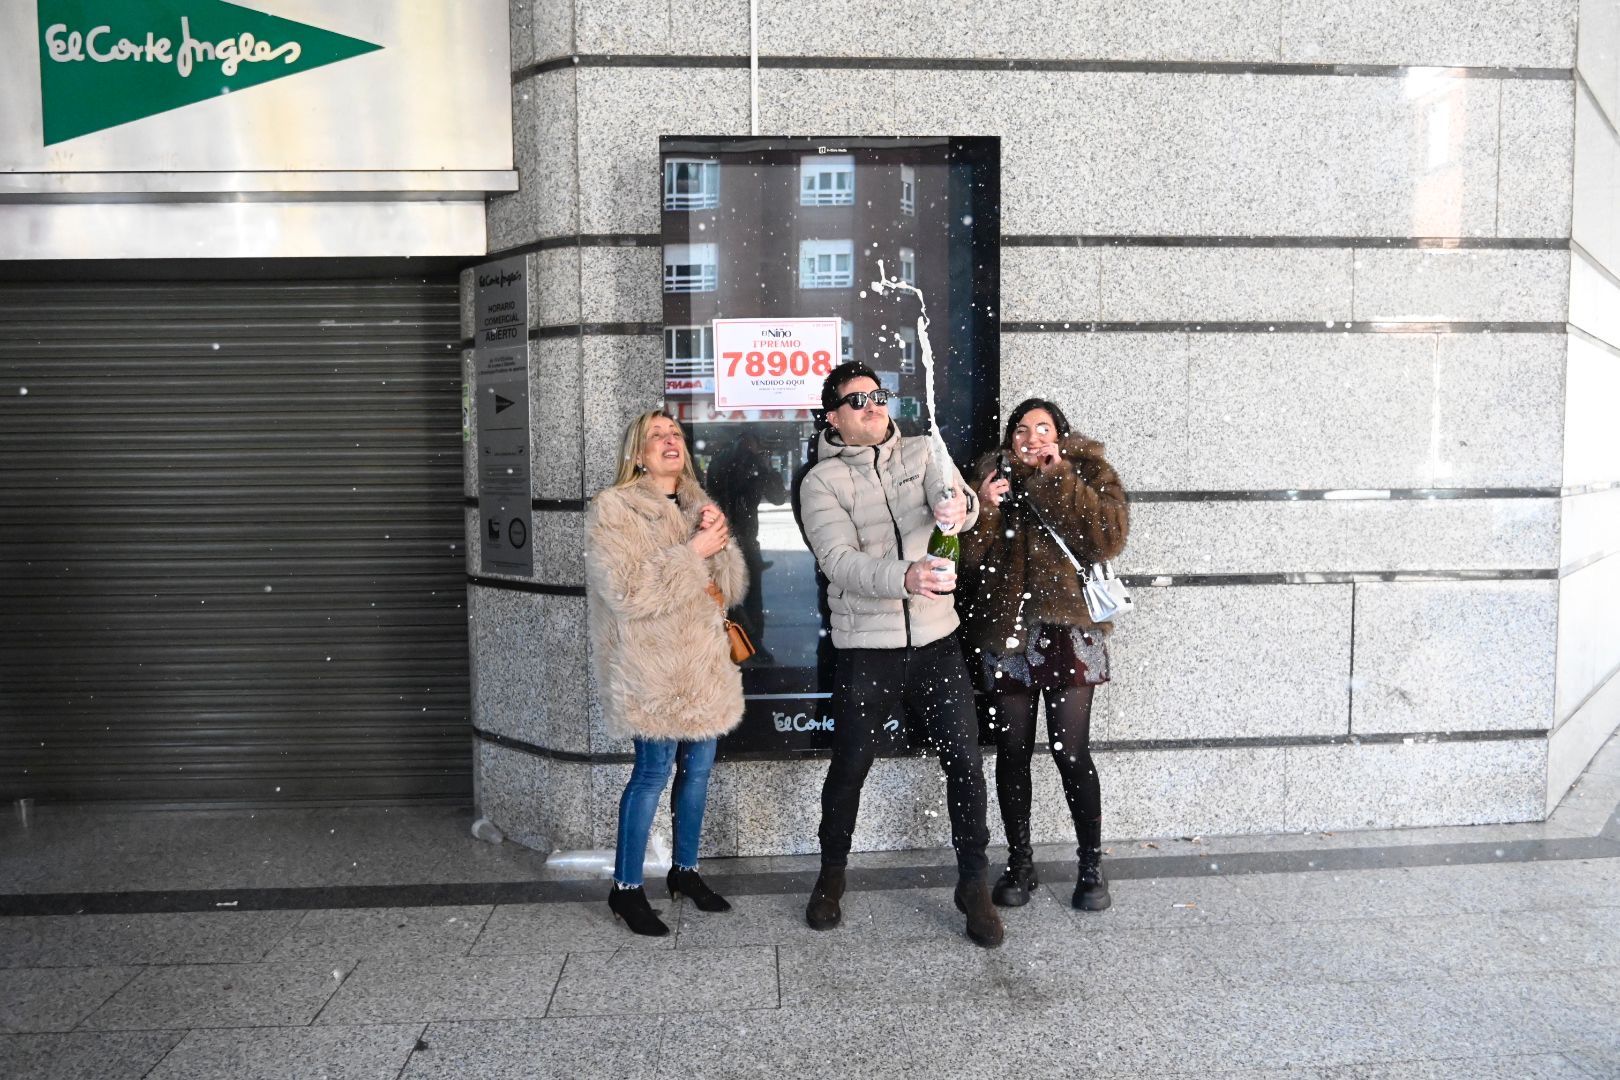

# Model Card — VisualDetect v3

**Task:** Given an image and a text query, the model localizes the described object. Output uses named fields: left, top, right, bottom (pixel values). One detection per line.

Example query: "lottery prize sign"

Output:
left=712, top=318, right=840, bottom=411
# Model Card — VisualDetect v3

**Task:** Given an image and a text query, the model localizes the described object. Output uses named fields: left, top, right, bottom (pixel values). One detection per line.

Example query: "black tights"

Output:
left=992, top=684, right=1102, bottom=859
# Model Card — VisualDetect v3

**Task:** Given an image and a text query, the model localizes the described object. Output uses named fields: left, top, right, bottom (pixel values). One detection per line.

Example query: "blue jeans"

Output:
left=613, top=737, right=718, bottom=887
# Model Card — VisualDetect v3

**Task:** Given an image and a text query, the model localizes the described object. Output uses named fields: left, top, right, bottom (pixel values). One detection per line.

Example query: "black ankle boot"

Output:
left=667, top=866, right=731, bottom=913
left=991, top=846, right=1039, bottom=908
left=607, top=883, right=670, bottom=936
left=1072, top=848, right=1111, bottom=912
left=954, top=877, right=1005, bottom=948
left=805, top=867, right=845, bottom=931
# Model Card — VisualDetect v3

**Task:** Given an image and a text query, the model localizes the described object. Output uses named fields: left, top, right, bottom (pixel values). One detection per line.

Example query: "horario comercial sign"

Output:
left=36, top=0, right=381, bottom=144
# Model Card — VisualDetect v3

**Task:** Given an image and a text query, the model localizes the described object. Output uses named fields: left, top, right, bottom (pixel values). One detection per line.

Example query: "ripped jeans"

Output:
left=613, top=737, right=718, bottom=888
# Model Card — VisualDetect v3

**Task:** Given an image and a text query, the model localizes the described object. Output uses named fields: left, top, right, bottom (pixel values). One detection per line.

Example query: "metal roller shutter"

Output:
left=0, top=277, right=471, bottom=805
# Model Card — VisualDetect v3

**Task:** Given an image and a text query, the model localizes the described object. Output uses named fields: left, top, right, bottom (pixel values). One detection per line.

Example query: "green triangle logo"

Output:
left=38, top=0, right=382, bottom=145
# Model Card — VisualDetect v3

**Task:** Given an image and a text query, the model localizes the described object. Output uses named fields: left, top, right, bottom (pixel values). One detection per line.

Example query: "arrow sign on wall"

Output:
left=38, top=0, right=383, bottom=145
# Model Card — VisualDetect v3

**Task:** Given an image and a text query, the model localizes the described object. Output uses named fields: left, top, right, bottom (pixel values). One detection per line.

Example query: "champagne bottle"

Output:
left=933, top=479, right=952, bottom=573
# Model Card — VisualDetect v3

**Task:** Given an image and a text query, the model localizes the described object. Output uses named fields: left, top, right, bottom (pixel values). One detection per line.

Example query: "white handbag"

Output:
left=1079, top=559, right=1133, bottom=623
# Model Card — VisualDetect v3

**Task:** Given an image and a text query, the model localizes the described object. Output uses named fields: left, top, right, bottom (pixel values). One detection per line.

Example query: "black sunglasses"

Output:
left=835, top=388, right=893, bottom=410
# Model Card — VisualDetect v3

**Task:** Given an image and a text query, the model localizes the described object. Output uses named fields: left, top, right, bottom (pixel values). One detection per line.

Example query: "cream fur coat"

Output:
left=585, top=474, right=749, bottom=742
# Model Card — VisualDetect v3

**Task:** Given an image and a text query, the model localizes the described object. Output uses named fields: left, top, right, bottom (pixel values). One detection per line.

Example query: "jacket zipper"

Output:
left=871, top=446, right=912, bottom=648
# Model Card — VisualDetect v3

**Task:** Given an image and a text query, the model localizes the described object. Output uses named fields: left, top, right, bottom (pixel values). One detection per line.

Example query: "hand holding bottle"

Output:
left=905, top=556, right=956, bottom=596
left=933, top=489, right=968, bottom=534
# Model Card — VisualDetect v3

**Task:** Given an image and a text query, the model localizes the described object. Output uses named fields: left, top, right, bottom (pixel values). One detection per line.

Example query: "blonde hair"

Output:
left=612, top=409, right=699, bottom=488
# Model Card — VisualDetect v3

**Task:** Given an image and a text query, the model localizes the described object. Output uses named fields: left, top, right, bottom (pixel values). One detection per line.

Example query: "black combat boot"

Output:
left=991, top=834, right=1039, bottom=908
left=993, top=861, right=1039, bottom=907
left=954, top=877, right=1005, bottom=948
left=805, top=866, right=845, bottom=931
left=1072, top=847, right=1111, bottom=912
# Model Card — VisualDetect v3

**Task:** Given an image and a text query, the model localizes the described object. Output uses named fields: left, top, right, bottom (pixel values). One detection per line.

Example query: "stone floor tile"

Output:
left=1350, top=978, right=1527, bottom=1061
left=861, top=884, right=1079, bottom=941
left=1561, top=1046, right=1620, bottom=1077
left=400, top=1017, right=660, bottom=1079
left=266, top=907, right=492, bottom=961
left=1120, top=980, right=1420, bottom=1072
left=672, top=890, right=877, bottom=950
left=1385, top=913, right=1565, bottom=978
left=547, top=945, right=777, bottom=1017
left=997, top=925, right=1230, bottom=1002
left=837, top=885, right=965, bottom=939
left=1203, top=919, right=1437, bottom=986
left=655, top=1003, right=910, bottom=1079
left=1226, top=868, right=1457, bottom=923
left=0, top=1031, right=185, bottom=1080
left=1400, top=861, right=1620, bottom=915
left=0, top=911, right=304, bottom=968
left=1311, top=1053, right=1594, bottom=1077
left=778, top=936, right=1014, bottom=1009
left=80, top=961, right=353, bottom=1030
left=145, top=1024, right=422, bottom=1080
left=469, top=901, right=675, bottom=956
left=899, top=996, right=1153, bottom=1078
left=316, top=955, right=564, bottom=1024
left=1561, top=768, right=1620, bottom=809
left=1058, top=874, right=1274, bottom=932
left=1545, top=802, right=1619, bottom=837
left=0, top=966, right=139, bottom=1033
left=1362, top=973, right=1620, bottom=1059
left=1582, top=735, right=1620, bottom=779
left=1507, top=908, right=1620, bottom=971
left=1553, top=773, right=1620, bottom=816
left=1568, top=964, right=1620, bottom=1005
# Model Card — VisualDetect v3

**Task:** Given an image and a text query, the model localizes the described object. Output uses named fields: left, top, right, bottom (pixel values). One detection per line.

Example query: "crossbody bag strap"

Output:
left=1018, top=491, right=1088, bottom=581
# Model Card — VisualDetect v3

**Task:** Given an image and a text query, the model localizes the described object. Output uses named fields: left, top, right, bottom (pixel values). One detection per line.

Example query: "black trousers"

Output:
left=817, top=634, right=990, bottom=879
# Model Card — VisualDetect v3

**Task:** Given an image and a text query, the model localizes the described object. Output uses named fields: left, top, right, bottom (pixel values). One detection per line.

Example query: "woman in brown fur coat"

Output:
left=586, top=410, right=748, bottom=936
left=959, top=398, right=1128, bottom=913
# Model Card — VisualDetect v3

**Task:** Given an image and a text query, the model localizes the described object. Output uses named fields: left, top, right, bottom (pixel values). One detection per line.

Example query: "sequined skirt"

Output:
left=981, top=622, right=1111, bottom=690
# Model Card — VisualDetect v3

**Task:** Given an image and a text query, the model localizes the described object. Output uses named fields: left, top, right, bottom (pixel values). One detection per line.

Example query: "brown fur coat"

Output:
left=959, top=434, right=1129, bottom=655
left=585, top=474, right=749, bottom=742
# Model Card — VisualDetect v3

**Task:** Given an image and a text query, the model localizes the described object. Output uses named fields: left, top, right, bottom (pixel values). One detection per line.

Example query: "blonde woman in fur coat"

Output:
left=586, top=410, right=749, bottom=937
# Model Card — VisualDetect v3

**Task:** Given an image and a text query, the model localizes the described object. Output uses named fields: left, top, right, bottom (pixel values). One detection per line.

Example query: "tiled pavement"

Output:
left=2, top=733, right=1619, bottom=1079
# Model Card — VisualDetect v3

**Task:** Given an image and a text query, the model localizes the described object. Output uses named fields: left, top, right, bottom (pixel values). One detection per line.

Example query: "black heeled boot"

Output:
left=1069, top=819, right=1108, bottom=913
left=805, top=866, right=845, bottom=931
left=954, top=877, right=1005, bottom=948
left=667, top=866, right=731, bottom=913
left=607, top=883, right=670, bottom=936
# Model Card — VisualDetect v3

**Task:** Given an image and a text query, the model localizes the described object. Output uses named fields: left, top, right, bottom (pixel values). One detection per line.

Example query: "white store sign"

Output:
left=713, top=318, right=840, bottom=411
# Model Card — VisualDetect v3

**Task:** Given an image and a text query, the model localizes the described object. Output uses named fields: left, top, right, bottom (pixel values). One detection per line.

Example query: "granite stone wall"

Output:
left=465, top=0, right=1614, bottom=856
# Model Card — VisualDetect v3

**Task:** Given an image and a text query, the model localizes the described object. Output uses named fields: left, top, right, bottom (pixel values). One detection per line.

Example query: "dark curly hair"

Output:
left=820, top=360, right=881, bottom=415
left=1001, top=397, right=1072, bottom=450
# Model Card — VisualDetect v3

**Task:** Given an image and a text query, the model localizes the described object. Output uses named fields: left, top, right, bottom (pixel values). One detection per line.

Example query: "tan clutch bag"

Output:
left=704, top=581, right=756, bottom=664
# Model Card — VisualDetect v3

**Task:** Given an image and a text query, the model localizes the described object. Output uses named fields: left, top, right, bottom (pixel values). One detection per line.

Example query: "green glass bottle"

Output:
left=927, top=524, right=960, bottom=564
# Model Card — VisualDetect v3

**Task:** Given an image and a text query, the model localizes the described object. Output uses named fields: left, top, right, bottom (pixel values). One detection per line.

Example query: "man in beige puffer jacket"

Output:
left=796, top=362, right=1003, bottom=948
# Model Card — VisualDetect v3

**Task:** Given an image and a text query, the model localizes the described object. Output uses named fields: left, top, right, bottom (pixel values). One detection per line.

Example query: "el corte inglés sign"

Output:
left=37, top=0, right=382, bottom=144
